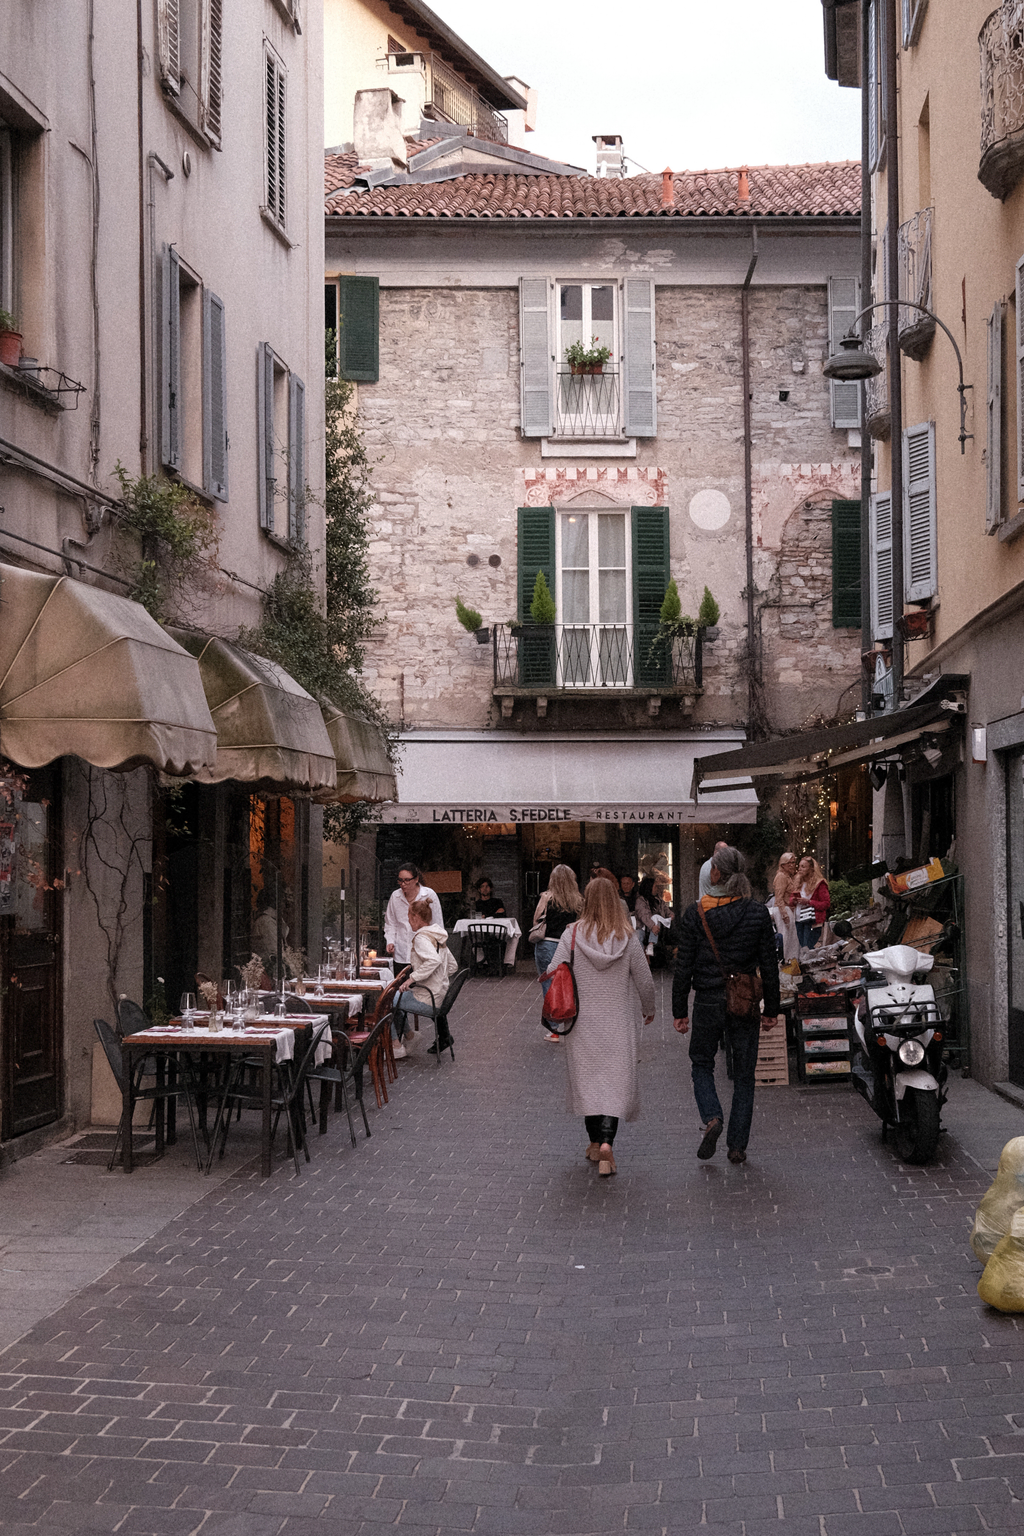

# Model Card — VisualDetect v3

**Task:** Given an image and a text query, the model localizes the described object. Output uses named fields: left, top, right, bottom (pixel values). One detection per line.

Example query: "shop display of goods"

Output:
left=971, top=1136, right=1024, bottom=1264
left=978, top=1209, right=1024, bottom=1313
left=886, top=857, right=944, bottom=895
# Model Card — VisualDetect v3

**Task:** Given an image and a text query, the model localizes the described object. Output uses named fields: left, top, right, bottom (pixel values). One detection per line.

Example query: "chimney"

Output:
left=661, top=167, right=674, bottom=208
left=737, top=166, right=750, bottom=203
left=353, top=87, right=408, bottom=170
left=593, top=134, right=625, bottom=178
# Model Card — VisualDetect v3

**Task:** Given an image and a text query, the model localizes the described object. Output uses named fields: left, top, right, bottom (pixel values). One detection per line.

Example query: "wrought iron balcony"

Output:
left=553, top=364, right=622, bottom=438
left=864, top=323, right=890, bottom=440
left=386, top=51, right=509, bottom=143
left=493, top=622, right=703, bottom=700
left=897, top=209, right=935, bottom=360
left=980, top=2, right=1024, bottom=200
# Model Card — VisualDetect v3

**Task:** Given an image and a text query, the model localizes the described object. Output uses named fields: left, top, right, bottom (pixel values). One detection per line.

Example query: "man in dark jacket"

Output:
left=672, top=846, right=781, bottom=1164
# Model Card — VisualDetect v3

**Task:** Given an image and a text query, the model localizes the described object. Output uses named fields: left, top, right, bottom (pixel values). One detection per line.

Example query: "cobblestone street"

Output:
left=2, top=972, right=1024, bottom=1536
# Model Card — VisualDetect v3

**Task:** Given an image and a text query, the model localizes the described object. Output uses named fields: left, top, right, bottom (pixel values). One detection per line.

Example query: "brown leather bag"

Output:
left=699, top=904, right=764, bottom=1020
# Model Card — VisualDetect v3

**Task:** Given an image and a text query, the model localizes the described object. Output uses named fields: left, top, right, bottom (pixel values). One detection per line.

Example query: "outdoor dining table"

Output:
left=451, top=916, right=522, bottom=969
left=120, top=1015, right=336, bottom=1178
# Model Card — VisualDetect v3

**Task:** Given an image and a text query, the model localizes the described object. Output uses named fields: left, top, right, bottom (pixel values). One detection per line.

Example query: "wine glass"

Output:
left=179, top=992, right=196, bottom=1024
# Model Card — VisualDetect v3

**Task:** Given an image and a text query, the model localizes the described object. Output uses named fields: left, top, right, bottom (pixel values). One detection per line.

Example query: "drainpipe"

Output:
left=860, top=0, right=873, bottom=711
left=883, top=0, right=904, bottom=707
left=740, top=225, right=760, bottom=735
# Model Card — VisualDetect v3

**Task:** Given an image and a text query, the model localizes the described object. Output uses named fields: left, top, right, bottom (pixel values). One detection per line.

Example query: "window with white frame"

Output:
left=867, top=0, right=886, bottom=173
left=156, top=0, right=223, bottom=148
left=161, top=245, right=229, bottom=500
left=257, top=342, right=305, bottom=540
left=519, top=277, right=656, bottom=440
left=901, top=0, right=927, bottom=47
left=557, top=509, right=630, bottom=685
left=264, top=44, right=287, bottom=229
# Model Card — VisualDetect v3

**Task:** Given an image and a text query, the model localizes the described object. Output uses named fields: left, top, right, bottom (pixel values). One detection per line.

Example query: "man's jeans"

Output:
left=688, top=992, right=762, bottom=1153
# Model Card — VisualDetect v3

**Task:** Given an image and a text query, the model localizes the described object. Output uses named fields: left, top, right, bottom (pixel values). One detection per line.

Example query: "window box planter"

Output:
left=0, top=330, right=23, bottom=368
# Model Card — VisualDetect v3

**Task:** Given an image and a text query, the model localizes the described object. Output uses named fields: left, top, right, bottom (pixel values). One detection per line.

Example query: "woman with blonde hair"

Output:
left=544, top=875, right=655, bottom=1176
left=771, top=851, right=799, bottom=961
left=794, top=855, right=830, bottom=949
left=531, top=865, right=584, bottom=1039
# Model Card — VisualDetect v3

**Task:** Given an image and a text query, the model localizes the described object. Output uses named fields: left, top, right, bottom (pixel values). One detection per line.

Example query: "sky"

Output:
left=436, top=0, right=861, bottom=175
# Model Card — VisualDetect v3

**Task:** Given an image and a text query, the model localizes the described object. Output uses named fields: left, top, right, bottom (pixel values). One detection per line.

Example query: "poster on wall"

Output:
left=0, top=818, right=16, bottom=915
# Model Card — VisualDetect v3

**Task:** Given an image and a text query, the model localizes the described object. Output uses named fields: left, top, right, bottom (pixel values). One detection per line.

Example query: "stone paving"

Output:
left=2, top=971, right=1024, bottom=1536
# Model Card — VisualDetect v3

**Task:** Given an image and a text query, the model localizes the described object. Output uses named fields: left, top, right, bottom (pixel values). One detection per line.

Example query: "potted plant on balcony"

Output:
left=0, top=310, right=22, bottom=369
left=565, top=337, right=613, bottom=376
left=455, top=595, right=489, bottom=644
left=697, top=585, right=720, bottom=642
left=897, top=605, right=933, bottom=641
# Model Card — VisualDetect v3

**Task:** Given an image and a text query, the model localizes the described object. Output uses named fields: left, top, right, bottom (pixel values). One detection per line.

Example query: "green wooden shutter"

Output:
left=631, top=505, right=670, bottom=685
left=831, top=500, right=861, bottom=627
left=338, top=275, right=379, bottom=381
left=517, top=505, right=555, bottom=685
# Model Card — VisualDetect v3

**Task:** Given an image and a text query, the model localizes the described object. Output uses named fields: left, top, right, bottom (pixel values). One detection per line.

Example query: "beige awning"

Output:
left=168, top=629, right=337, bottom=793
left=317, top=700, right=396, bottom=804
left=0, top=563, right=217, bottom=774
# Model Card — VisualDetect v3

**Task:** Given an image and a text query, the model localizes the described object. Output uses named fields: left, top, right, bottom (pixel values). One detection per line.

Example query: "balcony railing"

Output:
left=553, top=364, right=622, bottom=438
left=864, top=323, right=891, bottom=440
left=493, top=622, right=703, bottom=693
left=897, top=208, right=935, bottom=360
left=980, top=1, right=1024, bottom=199
left=386, top=51, right=509, bottom=143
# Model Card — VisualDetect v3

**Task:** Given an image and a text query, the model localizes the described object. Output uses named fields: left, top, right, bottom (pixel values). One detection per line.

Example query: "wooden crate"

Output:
left=755, top=1026, right=789, bottom=1087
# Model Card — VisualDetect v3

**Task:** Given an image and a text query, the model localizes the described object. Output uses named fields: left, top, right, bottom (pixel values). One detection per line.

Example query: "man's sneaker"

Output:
left=697, top=1117, right=723, bottom=1160
left=392, top=1041, right=408, bottom=1059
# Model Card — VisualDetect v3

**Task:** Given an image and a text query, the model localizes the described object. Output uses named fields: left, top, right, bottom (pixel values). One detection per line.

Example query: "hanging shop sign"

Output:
left=378, top=802, right=735, bottom=826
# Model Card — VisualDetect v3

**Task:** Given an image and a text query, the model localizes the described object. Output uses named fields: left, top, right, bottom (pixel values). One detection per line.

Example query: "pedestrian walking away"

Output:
left=672, top=845, right=780, bottom=1164
left=530, top=863, right=583, bottom=1041
left=545, top=875, right=655, bottom=1176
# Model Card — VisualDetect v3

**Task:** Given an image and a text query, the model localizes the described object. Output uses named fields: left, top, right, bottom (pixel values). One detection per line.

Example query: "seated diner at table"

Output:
left=393, top=898, right=458, bottom=1057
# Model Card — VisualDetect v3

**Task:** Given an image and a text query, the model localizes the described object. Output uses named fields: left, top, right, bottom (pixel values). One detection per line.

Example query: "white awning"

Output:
left=378, top=730, right=758, bottom=826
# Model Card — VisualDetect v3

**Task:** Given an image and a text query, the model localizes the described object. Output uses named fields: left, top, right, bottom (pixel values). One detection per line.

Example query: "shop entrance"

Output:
left=1007, top=748, right=1024, bottom=1087
left=1, top=765, right=63, bottom=1138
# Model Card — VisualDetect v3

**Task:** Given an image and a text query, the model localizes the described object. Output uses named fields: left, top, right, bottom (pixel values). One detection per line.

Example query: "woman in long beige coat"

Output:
left=545, top=876, right=656, bottom=1177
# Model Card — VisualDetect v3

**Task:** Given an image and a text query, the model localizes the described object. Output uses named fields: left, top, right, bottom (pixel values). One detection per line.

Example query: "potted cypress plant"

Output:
left=697, top=585, right=720, bottom=642
left=0, top=310, right=22, bottom=369
left=455, top=595, right=489, bottom=644
left=521, top=570, right=556, bottom=685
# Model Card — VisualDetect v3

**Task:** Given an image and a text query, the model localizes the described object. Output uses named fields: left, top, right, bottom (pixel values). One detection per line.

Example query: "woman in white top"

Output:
left=384, top=862, right=443, bottom=965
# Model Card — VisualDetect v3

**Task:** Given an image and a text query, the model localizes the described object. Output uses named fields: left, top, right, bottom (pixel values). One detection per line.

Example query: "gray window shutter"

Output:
left=157, top=0, right=181, bottom=95
left=869, top=491, right=893, bottom=641
left=288, top=372, right=306, bottom=542
left=828, top=275, right=861, bottom=429
left=867, top=2, right=885, bottom=172
left=202, top=289, right=228, bottom=501
left=519, top=277, right=552, bottom=437
left=201, top=0, right=224, bottom=149
left=988, top=299, right=1004, bottom=533
left=903, top=421, right=937, bottom=602
left=257, top=342, right=275, bottom=531
left=1016, top=254, right=1024, bottom=504
left=623, top=278, right=656, bottom=437
left=265, top=50, right=286, bottom=225
left=161, top=244, right=181, bottom=471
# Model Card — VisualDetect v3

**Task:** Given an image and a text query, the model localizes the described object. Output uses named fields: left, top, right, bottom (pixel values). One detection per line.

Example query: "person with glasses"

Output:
left=384, top=863, right=443, bottom=1057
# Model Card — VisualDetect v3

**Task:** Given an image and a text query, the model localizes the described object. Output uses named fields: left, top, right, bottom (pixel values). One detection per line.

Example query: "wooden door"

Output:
left=1, top=767, right=63, bottom=1137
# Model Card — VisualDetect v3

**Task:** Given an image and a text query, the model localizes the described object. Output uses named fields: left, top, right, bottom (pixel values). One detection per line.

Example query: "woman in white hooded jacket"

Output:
left=545, top=876, right=655, bottom=1176
left=393, top=898, right=458, bottom=1056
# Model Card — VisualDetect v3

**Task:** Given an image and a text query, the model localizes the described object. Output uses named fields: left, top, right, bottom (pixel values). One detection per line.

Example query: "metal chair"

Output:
left=207, top=1017, right=330, bottom=1176
left=116, top=998, right=152, bottom=1036
left=308, top=1013, right=392, bottom=1145
left=467, top=922, right=507, bottom=978
left=94, top=1018, right=203, bottom=1171
left=413, top=967, right=470, bottom=1065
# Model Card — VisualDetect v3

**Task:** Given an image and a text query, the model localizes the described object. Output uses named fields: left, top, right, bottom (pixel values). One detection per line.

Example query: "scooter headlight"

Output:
left=898, top=1039, right=925, bottom=1066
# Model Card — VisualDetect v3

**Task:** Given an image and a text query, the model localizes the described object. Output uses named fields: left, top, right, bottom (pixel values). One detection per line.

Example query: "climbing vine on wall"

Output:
left=110, top=464, right=219, bottom=621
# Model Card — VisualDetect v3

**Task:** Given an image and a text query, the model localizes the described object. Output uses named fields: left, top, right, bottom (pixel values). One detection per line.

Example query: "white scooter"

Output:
left=850, top=944, right=948, bottom=1164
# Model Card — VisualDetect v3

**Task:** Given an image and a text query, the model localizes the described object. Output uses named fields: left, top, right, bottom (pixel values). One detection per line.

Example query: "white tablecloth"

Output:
left=144, top=1024, right=310, bottom=1065
left=452, top=917, right=522, bottom=967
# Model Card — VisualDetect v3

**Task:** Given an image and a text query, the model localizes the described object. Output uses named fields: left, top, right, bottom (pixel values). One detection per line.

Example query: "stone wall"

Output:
left=357, top=282, right=861, bottom=733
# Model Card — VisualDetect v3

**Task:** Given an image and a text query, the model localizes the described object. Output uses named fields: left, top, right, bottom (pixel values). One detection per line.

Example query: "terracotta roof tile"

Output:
left=324, top=160, right=860, bottom=219
left=324, top=138, right=448, bottom=194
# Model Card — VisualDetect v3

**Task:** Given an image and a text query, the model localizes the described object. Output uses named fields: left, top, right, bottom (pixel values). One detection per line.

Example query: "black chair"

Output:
left=94, top=1018, right=203, bottom=1171
left=412, top=967, right=470, bottom=1065
left=308, top=1012, right=392, bottom=1145
left=467, top=923, right=507, bottom=977
left=207, top=1017, right=330, bottom=1176
left=116, top=998, right=152, bottom=1036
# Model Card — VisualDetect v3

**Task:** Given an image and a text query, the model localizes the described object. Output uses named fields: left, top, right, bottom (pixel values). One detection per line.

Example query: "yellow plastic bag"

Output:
left=978, top=1209, right=1024, bottom=1313
left=970, top=1136, right=1024, bottom=1264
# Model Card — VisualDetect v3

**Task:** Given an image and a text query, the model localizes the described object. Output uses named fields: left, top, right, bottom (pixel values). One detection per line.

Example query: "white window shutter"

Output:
left=157, top=0, right=181, bottom=95
left=519, top=277, right=552, bottom=437
left=202, top=290, right=228, bottom=502
left=869, top=491, right=894, bottom=641
left=902, top=421, right=937, bottom=602
left=257, top=342, right=275, bottom=531
left=265, top=50, right=286, bottom=225
left=623, top=278, right=657, bottom=437
left=161, top=244, right=181, bottom=471
left=201, top=0, right=224, bottom=149
left=828, top=276, right=862, bottom=429
left=288, top=373, right=306, bottom=542
left=867, top=2, right=885, bottom=172
left=987, top=300, right=1004, bottom=533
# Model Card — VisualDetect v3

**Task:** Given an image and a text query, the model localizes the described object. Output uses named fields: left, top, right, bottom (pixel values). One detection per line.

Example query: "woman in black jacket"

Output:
left=672, top=846, right=781, bottom=1164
